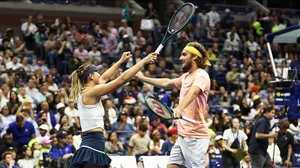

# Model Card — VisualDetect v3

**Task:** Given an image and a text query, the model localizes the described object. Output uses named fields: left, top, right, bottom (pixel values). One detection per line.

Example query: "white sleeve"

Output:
left=21, top=23, right=27, bottom=33
left=240, top=130, right=248, bottom=141
left=222, top=129, right=230, bottom=141
left=149, top=140, right=154, bottom=149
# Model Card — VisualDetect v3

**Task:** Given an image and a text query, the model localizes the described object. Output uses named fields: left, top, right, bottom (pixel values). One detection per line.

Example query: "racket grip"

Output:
left=154, top=44, right=164, bottom=54
left=181, top=116, right=196, bottom=124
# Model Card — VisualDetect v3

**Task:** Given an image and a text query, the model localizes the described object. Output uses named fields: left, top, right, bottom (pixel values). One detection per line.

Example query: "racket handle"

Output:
left=181, top=116, right=196, bottom=124
left=154, top=44, right=164, bottom=54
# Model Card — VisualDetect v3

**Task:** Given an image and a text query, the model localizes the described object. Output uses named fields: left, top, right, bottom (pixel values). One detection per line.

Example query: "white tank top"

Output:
left=77, top=92, right=105, bottom=132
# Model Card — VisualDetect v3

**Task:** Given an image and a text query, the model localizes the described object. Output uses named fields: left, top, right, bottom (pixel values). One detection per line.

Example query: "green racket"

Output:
left=155, top=3, right=195, bottom=54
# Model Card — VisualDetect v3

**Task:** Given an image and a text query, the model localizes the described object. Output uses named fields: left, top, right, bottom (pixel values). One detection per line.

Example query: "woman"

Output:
left=7, top=91, right=22, bottom=115
left=17, top=145, right=37, bottom=168
left=149, top=130, right=164, bottom=156
left=105, top=132, right=124, bottom=155
left=222, top=118, right=248, bottom=168
left=69, top=51, right=156, bottom=168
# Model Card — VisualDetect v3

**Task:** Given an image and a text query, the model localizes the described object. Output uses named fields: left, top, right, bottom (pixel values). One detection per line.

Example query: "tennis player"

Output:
left=136, top=42, right=211, bottom=168
left=68, top=51, right=157, bottom=168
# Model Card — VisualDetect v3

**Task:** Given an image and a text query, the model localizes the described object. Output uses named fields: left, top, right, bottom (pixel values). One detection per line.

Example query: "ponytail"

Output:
left=69, top=70, right=82, bottom=102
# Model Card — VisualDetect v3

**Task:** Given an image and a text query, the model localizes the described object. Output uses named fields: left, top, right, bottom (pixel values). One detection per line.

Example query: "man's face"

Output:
left=3, top=135, right=13, bottom=145
left=59, top=137, right=68, bottom=145
left=16, top=120, right=25, bottom=128
left=266, top=110, right=275, bottom=120
left=180, top=50, right=193, bottom=72
left=138, top=130, right=146, bottom=137
left=4, top=154, right=12, bottom=165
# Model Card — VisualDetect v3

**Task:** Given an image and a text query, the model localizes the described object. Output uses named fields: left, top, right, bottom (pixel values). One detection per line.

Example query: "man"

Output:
left=248, top=107, right=276, bottom=168
left=49, top=131, right=75, bottom=164
left=0, top=134, right=18, bottom=158
left=277, top=120, right=293, bottom=167
left=0, top=151, right=19, bottom=168
left=136, top=42, right=211, bottom=168
left=128, top=124, right=150, bottom=162
left=161, top=127, right=178, bottom=155
left=6, top=115, right=35, bottom=148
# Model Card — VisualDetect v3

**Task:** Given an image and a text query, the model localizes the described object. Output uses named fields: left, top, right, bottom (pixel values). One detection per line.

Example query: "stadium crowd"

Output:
left=0, top=1, right=300, bottom=168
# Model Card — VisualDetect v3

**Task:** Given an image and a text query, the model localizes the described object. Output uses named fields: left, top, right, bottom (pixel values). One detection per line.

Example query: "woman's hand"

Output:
left=119, top=51, right=132, bottom=63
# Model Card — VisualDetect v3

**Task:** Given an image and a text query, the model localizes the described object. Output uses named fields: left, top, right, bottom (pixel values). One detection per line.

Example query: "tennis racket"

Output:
left=154, top=3, right=195, bottom=54
left=145, top=95, right=196, bottom=124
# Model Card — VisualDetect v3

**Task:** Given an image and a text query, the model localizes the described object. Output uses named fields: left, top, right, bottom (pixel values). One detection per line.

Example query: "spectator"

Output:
left=25, top=79, right=39, bottom=99
left=0, top=134, right=18, bottom=158
left=21, top=15, right=37, bottom=50
left=128, top=124, right=150, bottom=161
left=0, top=151, right=19, bottom=168
left=107, top=20, right=119, bottom=39
left=223, top=9, right=235, bottom=29
left=36, top=102, right=56, bottom=129
left=277, top=120, right=293, bottom=167
left=105, top=131, right=124, bottom=155
left=222, top=118, right=248, bottom=168
left=74, top=42, right=88, bottom=62
left=0, top=106, right=15, bottom=137
left=6, top=91, right=21, bottom=115
left=161, top=127, right=178, bottom=156
left=49, top=131, right=75, bottom=161
left=17, top=145, right=37, bottom=168
left=7, top=115, right=35, bottom=148
left=207, top=5, right=220, bottom=30
left=149, top=130, right=164, bottom=156
left=121, top=1, right=134, bottom=27
left=111, top=112, right=134, bottom=145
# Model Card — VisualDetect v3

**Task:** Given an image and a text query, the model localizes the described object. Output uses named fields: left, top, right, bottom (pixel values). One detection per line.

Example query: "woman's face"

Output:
left=1, top=106, right=10, bottom=116
left=61, top=123, right=69, bottom=131
left=213, top=117, right=219, bottom=124
left=154, top=132, right=161, bottom=140
left=25, top=147, right=32, bottom=157
left=10, top=92, right=17, bottom=100
left=109, top=132, right=118, bottom=141
left=33, top=142, right=41, bottom=150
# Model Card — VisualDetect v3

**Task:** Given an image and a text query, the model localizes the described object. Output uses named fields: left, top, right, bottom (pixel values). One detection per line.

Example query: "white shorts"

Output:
left=168, top=135, right=209, bottom=168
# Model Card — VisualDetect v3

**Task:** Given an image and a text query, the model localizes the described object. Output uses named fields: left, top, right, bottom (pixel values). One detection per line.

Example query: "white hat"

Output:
left=223, top=109, right=229, bottom=114
left=225, top=8, right=230, bottom=13
left=56, top=102, right=65, bottom=110
left=215, top=135, right=223, bottom=141
left=39, top=124, right=49, bottom=131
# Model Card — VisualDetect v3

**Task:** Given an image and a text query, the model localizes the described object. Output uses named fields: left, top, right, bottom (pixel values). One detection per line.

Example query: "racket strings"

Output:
left=169, top=5, right=194, bottom=33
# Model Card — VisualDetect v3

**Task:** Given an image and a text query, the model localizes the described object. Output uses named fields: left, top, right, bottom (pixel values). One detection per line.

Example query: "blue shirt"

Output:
left=49, top=144, right=76, bottom=160
left=1, top=165, right=19, bottom=168
left=7, top=121, right=35, bottom=146
left=111, top=122, right=134, bottom=144
left=161, top=139, right=175, bottom=155
left=248, top=116, right=270, bottom=155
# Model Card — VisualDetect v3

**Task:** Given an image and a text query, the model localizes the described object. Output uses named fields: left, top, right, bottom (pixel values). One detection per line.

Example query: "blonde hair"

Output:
left=186, top=42, right=209, bottom=69
left=69, top=63, right=93, bottom=102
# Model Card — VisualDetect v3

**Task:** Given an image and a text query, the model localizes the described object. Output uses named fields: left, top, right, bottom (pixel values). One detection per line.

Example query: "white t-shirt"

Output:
left=149, top=139, right=165, bottom=150
left=17, top=158, right=37, bottom=168
left=223, top=128, right=247, bottom=147
left=207, top=11, right=220, bottom=28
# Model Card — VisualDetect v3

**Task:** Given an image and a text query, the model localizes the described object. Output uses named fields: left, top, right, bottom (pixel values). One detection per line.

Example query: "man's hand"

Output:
left=173, top=107, right=182, bottom=119
left=62, top=153, right=73, bottom=160
left=285, top=160, right=292, bottom=167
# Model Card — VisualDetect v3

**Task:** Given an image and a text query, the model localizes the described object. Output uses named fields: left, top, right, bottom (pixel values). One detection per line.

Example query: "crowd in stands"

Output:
left=0, top=1, right=300, bottom=168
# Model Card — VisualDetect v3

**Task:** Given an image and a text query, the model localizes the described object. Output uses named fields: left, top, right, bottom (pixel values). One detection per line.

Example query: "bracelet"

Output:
left=287, top=157, right=290, bottom=161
